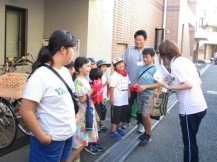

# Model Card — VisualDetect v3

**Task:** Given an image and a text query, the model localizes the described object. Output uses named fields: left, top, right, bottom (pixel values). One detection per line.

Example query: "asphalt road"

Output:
left=125, top=64, right=217, bottom=162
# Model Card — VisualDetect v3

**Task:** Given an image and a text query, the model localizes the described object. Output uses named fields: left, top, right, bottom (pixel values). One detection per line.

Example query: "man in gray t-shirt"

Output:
left=121, top=30, right=147, bottom=133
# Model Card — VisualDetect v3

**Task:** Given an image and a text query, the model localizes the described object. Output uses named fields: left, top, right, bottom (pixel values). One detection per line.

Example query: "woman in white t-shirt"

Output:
left=20, top=30, right=77, bottom=162
left=159, top=40, right=207, bottom=162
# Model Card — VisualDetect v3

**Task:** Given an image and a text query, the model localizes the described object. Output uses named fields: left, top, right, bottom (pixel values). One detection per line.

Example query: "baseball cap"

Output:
left=88, top=57, right=96, bottom=64
left=97, top=59, right=111, bottom=68
left=112, top=57, right=124, bottom=65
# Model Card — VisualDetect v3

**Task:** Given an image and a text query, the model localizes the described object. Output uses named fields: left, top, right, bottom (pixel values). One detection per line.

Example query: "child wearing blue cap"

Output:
left=96, top=59, right=111, bottom=132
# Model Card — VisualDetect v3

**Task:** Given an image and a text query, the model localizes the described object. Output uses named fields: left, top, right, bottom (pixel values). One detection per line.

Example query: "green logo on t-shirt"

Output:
left=55, top=87, right=68, bottom=96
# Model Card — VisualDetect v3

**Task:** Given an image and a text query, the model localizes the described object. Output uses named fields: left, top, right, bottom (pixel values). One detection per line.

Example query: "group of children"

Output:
left=67, top=47, right=158, bottom=161
left=20, top=30, right=159, bottom=162
left=64, top=56, right=133, bottom=161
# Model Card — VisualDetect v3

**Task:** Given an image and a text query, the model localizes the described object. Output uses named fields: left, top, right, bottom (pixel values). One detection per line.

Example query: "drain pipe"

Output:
left=163, top=0, right=167, bottom=40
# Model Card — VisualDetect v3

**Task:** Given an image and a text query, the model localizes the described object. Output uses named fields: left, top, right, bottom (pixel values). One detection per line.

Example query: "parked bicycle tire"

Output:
left=0, top=98, right=18, bottom=149
left=12, top=99, right=30, bottom=135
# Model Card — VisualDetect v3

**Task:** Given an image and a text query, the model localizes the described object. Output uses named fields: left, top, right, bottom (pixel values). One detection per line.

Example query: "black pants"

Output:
left=126, top=92, right=142, bottom=124
left=179, top=110, right=206, bottom=162
left=94, top=102, right=107, bottom=121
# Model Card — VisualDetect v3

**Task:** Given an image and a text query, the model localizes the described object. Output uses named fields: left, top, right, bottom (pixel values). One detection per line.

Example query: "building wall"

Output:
left=165, top=0, right=196, bottom=59
left=0, top=0, right=44, bottom=64
left=165, top=0, right=180, bottom=43
left=178, top=0, right=190, bottom=58
left=44, top=0, right=89, bottom=58
left=87, top=0, right=114, bottom=62
left=112, top=0, right=164, bottom=60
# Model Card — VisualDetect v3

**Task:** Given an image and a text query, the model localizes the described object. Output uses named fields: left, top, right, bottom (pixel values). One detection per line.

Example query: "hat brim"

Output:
left=98, top=63, right=111, bottom=68
left=113, top=60, right=124, bottom=65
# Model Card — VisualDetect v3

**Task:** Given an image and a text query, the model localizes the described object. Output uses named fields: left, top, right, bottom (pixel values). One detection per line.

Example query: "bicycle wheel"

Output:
left=0, top=98, right=18, bottom=149
left=12, top=99, right=30, bottom=135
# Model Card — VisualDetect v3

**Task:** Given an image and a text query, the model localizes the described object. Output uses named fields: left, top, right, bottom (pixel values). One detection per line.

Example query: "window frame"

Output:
left=5, top=5, right=27, bottom=60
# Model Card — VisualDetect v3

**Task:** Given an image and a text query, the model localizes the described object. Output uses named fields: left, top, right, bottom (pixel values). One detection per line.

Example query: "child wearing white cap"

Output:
left=108, top=57, right=131, bottom=140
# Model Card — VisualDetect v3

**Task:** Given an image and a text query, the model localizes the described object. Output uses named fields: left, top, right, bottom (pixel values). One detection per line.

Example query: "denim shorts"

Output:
left=29, top=135, right=73, bottom=162
left=137, top=94, right=149, bottom=114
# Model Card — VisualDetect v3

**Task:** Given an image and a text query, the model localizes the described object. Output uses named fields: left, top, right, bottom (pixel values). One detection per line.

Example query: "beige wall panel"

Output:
left=0, top=0, right=44, bottom=64
left=87, top=0, right=114, bottom=61
left=44, top=0, right=89, bottom=58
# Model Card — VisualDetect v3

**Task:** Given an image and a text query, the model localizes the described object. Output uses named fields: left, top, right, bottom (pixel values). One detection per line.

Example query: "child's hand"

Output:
left=158, top=81, right=170, bottom=90
left=128, top=91, right=131, bottom=99
left=137, top=85, right=147, bottom=93
left=110, top=98, right=114, bottom=106
left=39, top=134, right=52, bottom=145
left=103, top=81, right=109, bottom=87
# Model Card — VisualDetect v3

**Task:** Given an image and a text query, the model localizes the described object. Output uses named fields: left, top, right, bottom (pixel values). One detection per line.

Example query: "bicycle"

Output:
left=0, top=53, right=33, bottom=149
left=0, top=97, right=18, bottom=149
left=0, top=54, right=33, bottom=136
left=0, top=72, right=30, bottom=149
left=1, top=53, right=34, bottom=75
left=11, top=98, right=30, bottom=135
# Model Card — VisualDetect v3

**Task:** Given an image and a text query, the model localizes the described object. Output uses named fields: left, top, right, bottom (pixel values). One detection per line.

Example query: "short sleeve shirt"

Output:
left=137, top=65, right=157, bottom=96
left=122, top=46, right=144, bottom=85
left=171, top=57, right=207, bottom=115
left=110, top=71, right=131, bottom=106
left=22, top=66, right=76, bottom=141
left=102, top=75, right=108, bottom=99
left=74, top=77, right=91, bottom=96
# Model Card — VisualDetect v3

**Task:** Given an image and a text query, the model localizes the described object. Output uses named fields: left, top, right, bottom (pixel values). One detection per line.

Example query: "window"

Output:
left=154, top=28, right=164, bottom=54
left=5, top=6, right=27, bottom=59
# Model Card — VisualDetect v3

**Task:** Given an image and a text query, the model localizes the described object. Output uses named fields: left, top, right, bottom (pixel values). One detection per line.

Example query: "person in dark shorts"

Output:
left=97, top=59, right=111, bottom=132
left=136, top=48, right=159, bottom=146
left=108, top=57, right=131, bottom=140
left=89, top=68, right=104, bottom=124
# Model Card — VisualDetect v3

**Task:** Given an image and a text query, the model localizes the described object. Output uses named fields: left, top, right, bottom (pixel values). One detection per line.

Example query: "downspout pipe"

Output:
left=163, top=0, right=167, bottom=40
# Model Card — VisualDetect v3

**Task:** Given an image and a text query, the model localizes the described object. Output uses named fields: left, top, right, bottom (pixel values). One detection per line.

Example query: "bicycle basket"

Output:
left=0, top=73, right=29, bottom=99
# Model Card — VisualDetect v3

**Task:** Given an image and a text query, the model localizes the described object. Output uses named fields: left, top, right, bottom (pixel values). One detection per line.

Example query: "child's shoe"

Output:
left=117, top=128, right=126, bottom=136
left=99, top=125, right=108, bottom=132
left=85, top=144, right=99, bottom=155
left=108, top=131, right=122, bottom=140
left=92, top=142, right=104, bottom=152
left=120, top=122, right=129, bottom=130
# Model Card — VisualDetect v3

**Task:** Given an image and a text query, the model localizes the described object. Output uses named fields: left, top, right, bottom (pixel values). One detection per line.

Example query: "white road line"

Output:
left=207, top=91, right=217, bottom=95
left=200, top=64, right=210, bottom=76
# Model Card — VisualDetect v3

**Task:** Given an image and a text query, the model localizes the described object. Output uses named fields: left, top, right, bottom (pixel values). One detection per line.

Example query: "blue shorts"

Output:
left=29, top=135, right=73, bottom=162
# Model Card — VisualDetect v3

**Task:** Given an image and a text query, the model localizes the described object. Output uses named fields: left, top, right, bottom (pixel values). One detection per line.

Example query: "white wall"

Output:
left=177, top=0, right=191, bottom=59
left=0, top=0, right=44, bottom=64
left=87, top=0, right=115, bottom=76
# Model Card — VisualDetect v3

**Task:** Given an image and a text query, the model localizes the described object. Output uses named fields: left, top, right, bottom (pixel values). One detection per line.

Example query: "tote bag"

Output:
left=147, top=91, right=169, bottom=116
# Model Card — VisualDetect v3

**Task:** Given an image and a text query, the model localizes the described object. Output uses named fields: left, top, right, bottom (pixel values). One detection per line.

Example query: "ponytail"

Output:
left=31, top=30, right=76, bottom=75
left=31, top=46, right=53, bottom=74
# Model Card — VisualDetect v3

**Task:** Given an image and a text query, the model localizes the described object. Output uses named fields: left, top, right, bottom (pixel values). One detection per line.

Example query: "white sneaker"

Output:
left=137, top=124, right=145, bottom=134
left=121, top=122, right=129, bottom=130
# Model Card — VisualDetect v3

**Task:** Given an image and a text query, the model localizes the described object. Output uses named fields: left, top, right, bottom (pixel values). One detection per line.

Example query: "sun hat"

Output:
left=97, top=59, right=111, bottom=68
